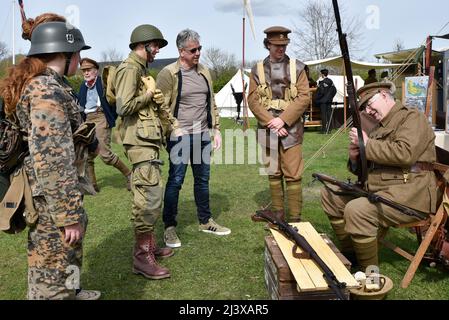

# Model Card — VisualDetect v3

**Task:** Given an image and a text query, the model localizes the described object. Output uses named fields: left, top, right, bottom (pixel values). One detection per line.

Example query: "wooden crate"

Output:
left=264, top=232, right=354, bottom=300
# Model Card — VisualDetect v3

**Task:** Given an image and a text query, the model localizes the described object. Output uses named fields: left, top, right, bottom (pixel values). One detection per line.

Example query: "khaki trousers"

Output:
left=320, top=185, right=422, bottom=238
left=262, top=143, right=304, bottom=182
left=86, top=111, right=118, bottom=166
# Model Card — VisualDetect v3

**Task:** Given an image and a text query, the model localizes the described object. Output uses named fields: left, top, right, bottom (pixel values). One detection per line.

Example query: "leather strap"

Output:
left=370, top=162, right=434, bottom=173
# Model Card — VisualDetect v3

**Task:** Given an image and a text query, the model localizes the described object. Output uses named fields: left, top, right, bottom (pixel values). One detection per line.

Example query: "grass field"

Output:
left=0, top=118, right=448, bottom=300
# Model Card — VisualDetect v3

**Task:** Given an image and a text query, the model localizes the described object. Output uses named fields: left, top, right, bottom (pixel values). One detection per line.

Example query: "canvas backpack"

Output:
left=102, top=65, right=118, bottom=107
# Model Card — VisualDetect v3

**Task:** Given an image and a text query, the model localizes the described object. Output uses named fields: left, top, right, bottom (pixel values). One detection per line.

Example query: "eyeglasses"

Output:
left=186, top=46, right=202, bottom=54
left=365, top=93, right=381, bottom=110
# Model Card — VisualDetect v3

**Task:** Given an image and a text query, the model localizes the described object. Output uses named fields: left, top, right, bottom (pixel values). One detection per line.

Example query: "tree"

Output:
left=202, top=47, right=238, bottom=80
left=0, top=42, right=8, bottom=60
left=292, top=1, right=363, bottom=61
left=101, top=48, right=123, bottom=62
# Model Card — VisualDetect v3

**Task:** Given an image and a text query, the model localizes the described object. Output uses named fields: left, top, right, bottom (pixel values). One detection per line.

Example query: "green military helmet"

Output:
left=129, top=24, right=168, bottom=49
left=28, top=21, right=91, bottom=56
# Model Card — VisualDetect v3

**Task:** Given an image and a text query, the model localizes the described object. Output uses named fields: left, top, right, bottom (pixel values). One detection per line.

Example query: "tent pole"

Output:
left=342, top=60, right=347, bottom=131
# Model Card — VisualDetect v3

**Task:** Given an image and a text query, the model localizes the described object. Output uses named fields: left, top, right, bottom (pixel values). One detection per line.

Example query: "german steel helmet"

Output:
left=28, top=21, right=91, bottom=56
left=129, top=24, right=168, bottom=49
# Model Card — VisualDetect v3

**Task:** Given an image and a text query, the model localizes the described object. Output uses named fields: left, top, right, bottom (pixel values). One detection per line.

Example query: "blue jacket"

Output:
left=78, top=76, right=117, bottom=128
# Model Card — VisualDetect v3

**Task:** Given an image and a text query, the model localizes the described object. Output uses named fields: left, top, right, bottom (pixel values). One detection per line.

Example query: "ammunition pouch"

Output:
left=136, top=108, right=163, bottom=143
left=257, top=84, right=272, bottom=110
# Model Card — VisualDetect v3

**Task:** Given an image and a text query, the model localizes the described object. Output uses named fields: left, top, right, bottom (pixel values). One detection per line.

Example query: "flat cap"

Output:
left=357, top=81, right=395, bottom=109
left=80, top=57, right=99, bottom=70
left=264, top=26, right=291, bottom=45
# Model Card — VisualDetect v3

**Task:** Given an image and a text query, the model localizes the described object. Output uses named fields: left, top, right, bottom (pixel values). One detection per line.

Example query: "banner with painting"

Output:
left=404, top=76, right=432, bottom=124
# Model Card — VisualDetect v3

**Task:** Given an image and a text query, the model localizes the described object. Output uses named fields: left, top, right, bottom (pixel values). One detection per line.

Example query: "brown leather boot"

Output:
left=154, top=243, right=175, bottom=259
left=133, top=232, right=171, bottom=280
left=113, top=159, right=132, bottom=191
left=87, top=163, right=100, bottom=193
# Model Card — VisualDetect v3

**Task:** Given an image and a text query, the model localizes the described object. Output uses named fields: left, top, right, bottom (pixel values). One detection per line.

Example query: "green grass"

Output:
left=0, top=118, right=448, bottom=300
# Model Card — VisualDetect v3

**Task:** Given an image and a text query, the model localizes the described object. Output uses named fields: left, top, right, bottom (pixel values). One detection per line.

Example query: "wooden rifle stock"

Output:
left=332, top=0, right=368, bottom=186
left=252, top=210, right=348, bottom=300
left=312, top=173, right=427, bottom=220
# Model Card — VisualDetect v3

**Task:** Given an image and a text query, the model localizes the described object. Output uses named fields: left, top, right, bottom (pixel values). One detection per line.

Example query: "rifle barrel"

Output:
left=313, top=173, right=427, bottom=220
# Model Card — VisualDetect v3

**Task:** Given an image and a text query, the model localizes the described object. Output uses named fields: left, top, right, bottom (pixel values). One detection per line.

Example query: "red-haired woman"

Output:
left=0, top=14, right=100, bottom=300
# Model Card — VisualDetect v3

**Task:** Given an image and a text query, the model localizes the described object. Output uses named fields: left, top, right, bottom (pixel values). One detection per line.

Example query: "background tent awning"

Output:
left=374, top=47, right=443, bottom=64
left=304, top=55, right=408, bottom=69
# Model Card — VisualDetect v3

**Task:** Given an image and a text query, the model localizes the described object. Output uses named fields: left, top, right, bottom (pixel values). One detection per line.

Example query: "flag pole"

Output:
left=242, top=8, right=250, bottom=130
left=12, top=0, right=16, bottom=65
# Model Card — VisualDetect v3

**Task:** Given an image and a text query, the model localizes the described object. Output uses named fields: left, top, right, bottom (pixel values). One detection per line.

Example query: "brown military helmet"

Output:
left=80, top=57, right=99, bottom=70
left=264, top=26, right=291, bottom=45
left=357, top=81, right=395, bottom=110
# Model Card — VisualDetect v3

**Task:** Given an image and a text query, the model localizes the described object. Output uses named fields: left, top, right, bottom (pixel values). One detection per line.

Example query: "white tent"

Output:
left=326, top=75, right=365, bottom=104
left=215, top=69, right=254, bottom=118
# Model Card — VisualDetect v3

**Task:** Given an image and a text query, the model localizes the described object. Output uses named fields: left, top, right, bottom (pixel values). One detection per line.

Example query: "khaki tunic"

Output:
left=114, top=52, right=178, bottom=233
left=248, top=55, right=310, bottom=181
left=322, top=101, right=437, bottom=237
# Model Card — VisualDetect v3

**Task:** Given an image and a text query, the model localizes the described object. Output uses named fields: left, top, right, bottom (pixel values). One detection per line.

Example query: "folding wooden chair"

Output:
left=379, top=162, right=449, bottom=288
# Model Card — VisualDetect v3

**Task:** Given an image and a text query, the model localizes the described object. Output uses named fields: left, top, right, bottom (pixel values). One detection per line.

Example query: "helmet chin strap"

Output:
left=64, top=52, right=74, bottom=76
left=144, top=44, right=154, bottom=66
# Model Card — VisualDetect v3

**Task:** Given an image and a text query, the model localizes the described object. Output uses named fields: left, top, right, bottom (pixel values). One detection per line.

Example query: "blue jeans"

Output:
left=163, top=133, right=212, bottom=228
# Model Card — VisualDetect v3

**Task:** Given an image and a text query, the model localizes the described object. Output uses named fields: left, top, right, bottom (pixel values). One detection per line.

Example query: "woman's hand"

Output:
left=64, top=223, right=83, bottom=246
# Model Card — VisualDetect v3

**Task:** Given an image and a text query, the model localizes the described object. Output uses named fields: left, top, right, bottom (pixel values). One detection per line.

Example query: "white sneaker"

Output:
left=199, top=218, right=231, bottom=236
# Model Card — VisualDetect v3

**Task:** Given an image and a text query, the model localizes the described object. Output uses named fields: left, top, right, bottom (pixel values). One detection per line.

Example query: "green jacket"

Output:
left=156, top=59, right=220, bottom=131
left=114, top=52, right=178, bottom=164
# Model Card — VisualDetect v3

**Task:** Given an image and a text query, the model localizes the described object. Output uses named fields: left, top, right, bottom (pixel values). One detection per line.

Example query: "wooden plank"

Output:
left=296, top=223, right=359, bottom=288
left=271, top=228, right=328, bottom=291
left=271, top=222, right=359, bottom=292
left=320, top=234, right=352, bottom=271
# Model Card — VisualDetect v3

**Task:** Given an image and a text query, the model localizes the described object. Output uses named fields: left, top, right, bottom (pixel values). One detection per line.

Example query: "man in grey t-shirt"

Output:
left=157, top=29, right=231, bottom=248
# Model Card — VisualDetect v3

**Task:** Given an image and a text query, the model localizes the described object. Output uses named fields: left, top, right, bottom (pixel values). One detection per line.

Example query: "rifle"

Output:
left=332, top=0, right=368, bottom=186
left=312, top=173, right=427, bottom=220
left=252, top=210, right=348, bottom=300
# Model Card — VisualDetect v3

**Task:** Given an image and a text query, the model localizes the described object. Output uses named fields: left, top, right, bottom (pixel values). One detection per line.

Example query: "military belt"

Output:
left=369, top=162, right=434, bottom=173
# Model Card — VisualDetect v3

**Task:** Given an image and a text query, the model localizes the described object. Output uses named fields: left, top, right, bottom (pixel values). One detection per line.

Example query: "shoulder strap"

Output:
left=290, top=59, right=297, bottom=84
left=257, top=61, right=266, bottom=85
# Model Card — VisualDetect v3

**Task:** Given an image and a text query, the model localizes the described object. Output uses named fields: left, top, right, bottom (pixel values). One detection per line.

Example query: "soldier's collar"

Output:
left=380, top=100, right=402, bottom=127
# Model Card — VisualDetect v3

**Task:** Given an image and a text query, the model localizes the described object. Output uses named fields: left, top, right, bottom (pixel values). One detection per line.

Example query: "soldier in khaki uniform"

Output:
left=248, top=26, right=310, bottom=222
left=114, top=24, right=179, bottom=280
left=321, top=82, right=437, bottom=270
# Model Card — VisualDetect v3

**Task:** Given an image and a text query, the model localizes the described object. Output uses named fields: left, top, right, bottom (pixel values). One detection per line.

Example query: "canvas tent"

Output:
left=215, top=69, right=254, bottom=118
left=327, top=75, right=365, bottom=104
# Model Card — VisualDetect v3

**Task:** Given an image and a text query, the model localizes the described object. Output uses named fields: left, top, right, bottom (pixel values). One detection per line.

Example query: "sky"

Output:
left=1, top=0, right=449, bottom=64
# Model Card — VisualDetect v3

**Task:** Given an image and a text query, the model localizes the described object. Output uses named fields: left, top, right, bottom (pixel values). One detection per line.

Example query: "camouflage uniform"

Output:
left=16, top=68, right=88, bottom=300
left=115, top=51, right=178, bottom=233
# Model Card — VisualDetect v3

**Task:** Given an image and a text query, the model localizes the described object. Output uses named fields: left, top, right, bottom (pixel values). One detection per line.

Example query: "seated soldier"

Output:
left=320, top=82, right=437, bottom=271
